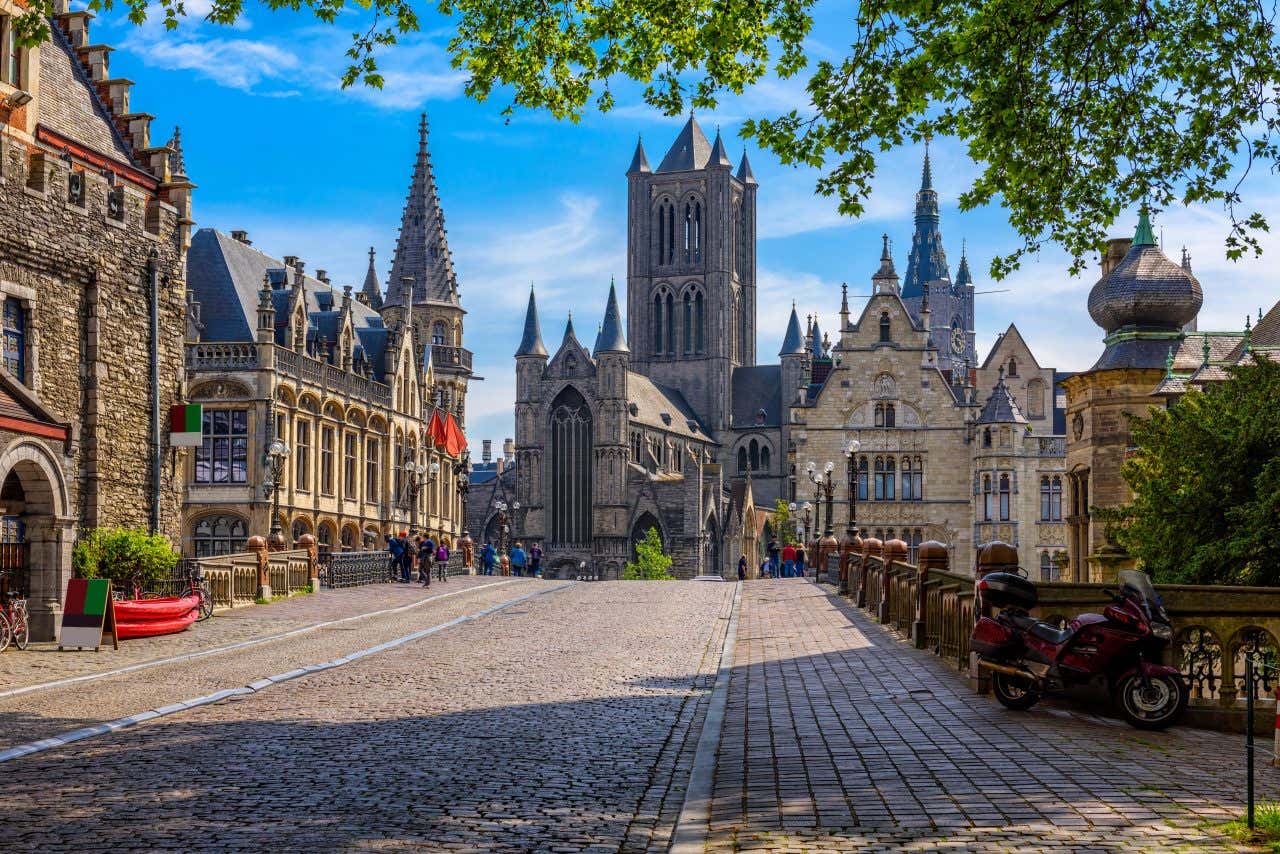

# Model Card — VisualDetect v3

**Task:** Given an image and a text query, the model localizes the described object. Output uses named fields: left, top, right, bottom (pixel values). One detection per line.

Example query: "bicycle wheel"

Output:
left=197, top=585, right=214, bottom=621
left=11, top=610, right=28, bottom=650
left=0, top=612, right=11, bottom=653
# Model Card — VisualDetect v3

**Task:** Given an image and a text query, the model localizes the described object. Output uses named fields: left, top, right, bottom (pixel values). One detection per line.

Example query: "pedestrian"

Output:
left=782, top=542, right=797, bottom=578
left=737, top=554, right=747, bottom=581
left=795, top=542, right=807, bottom=578
left=435, top=540, right=450, bottom=583
left=400, top=531, right=416, bottom=583
left=510, top=541, right=528, bottom=577
left=529, top=541, right=543, bottom=578
left=481, top=541, right=496, bottom=576
left=767, top=538, right=780, bottom=578
left=760, top=556, right=772, bottom=580
left=386, top=533, right=404, bottom=583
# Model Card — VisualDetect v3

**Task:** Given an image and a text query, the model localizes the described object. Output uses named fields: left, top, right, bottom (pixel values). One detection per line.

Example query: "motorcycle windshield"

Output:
left=1117, top=569, right=1167, bottom=620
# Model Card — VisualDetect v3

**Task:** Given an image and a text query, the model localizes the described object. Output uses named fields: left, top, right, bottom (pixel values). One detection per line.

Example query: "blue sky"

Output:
left=88, top=1, right=1279, bottom=448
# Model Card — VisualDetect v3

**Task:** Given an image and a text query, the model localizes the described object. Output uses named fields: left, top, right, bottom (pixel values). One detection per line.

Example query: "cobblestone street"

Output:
left=0, top=578, right=1270, bottom=852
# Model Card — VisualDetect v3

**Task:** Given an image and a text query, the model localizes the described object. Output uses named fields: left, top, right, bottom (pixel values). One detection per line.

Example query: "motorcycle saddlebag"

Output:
left=971, top=615, right=1022, bottom=658
left=978, top=571, right=1038, bottom=611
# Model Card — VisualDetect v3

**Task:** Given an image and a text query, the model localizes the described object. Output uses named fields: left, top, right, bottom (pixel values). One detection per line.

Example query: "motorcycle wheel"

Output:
left=991, top=670, right=1040, bottom=711
left=1117, top=672, right=1188, bottom=730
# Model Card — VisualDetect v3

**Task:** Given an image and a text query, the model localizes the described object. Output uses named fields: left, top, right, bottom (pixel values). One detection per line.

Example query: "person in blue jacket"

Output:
left=386, top=533, right=405, bottom=582
left=480, top=542, right=497, bottom=576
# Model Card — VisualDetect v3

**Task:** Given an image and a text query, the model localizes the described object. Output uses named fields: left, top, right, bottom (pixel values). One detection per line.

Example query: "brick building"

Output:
left=0, top=0, right=193, bottom=637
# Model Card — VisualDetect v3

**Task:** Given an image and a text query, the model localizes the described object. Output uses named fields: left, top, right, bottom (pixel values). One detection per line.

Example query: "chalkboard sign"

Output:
left=59, top=579, right=118, bottom=651
left=826, top=552, right=841, bottom=585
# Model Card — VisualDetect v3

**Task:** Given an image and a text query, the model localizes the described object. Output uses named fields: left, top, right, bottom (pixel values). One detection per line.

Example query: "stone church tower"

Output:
left=624, top=116, right=759, bottom=437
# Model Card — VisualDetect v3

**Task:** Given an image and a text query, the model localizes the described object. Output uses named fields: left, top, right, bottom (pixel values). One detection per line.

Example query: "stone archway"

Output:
left=630, top=511, right=663, bottom=560
left=0, top=440, right=72, bottom=641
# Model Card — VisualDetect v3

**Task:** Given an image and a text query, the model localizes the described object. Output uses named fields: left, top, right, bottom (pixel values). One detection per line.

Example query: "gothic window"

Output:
left=341, top=526, right=355, bottom=550
left=320, top=426, right=335, bottom=496
left=295, top=420, right=311, bottom=491
left=874, top=456, right=896, bottom=500
left=999, top=426, right=1011, bottom=447
left=667, top=203, right=676, bottom=264
left=195, top=409, right=248, bottom=484
left=879, top=311, right=891, bottom=342
left=3, top=299, right=27, bottom=383
left=1008, top=357, right=1018, bottom=377
left=393, top=433, right=403, bottom=501
left=885, top=404, right=896, bottom=428
left=365, top=437, right=380, bottom=502
left=982, top=475, right=993, bottom=521
left=192, top=514, right=248, bottom=558
left=1027, top=378, right=1046, bottom=418
left=983, top=427, right=992, bottom=448
left=550, top=387, right=593, bottom=545
left=857, top=456, right=869, bottom=500
left=695, top=291, right=705, bottom=353
left=760, top=445, right=770, bottom=471
left=901, top=457, right=913, bottom=500
left=632, top=432, right=643, bottom=463
left=748, top=439, right=759, bottom=470
left=683, top=293, right=693, bottom=354
left=1041, top=475, right=1063, bottom=521
left=653, top=293, right=664, bottom=353
left=666, top=292, right=674, bottom=354
left=432, top=321, right=447, bottom=345
left=656, top=205, right=665, bottom=265
left=694, top=202, right=702, bottom=257
left=905, top=529, right=923, bottom=563
left=738, top=446, right=748, bottom=473
left=875, top=403, right=884, bottom=427
left=291, top=518, right=310, bottom=543
left=740, top=296, right=750, bottom=362
left=999, top=473, right=1011, bottom=521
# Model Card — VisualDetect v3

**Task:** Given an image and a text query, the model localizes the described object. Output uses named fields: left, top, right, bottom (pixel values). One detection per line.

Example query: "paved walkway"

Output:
left=708, top=580, right=1272, bottom=852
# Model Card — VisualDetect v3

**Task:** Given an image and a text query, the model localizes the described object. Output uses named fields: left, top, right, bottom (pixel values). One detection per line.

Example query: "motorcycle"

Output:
left=970, top=568, right=1188, bottom=730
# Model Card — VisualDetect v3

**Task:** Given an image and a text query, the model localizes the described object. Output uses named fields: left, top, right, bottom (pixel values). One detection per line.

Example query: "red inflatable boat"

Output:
left=113, top=594, right=201, bottom=639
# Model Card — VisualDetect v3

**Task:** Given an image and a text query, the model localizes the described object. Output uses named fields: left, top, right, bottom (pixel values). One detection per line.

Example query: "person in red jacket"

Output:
left=782, top=543, right=797, bottom=578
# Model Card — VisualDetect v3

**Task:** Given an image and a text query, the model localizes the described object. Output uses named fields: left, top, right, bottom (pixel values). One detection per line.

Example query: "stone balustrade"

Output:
left=198, top=543, right=315, bottom=608
left=186, top=342, right=260, bottom=371
left=839, top=539, right=1280, bottom=731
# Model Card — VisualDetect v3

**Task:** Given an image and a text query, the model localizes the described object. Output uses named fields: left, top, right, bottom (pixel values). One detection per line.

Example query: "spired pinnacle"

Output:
left=780, top=304, right=806, bottom=356
left=628, top=135, right=651, bottom=174
left=361, top=246, right=383, bottom=310
left=595, top=277, right=629, bottom=353
left=921, top=136, right=933, bottom=191
left=386, top=113, right=458, bottom=306
left=515, top=285, right=548, bottom=358
left=167, top=126, right=187, bottom=180
left=1133, top=205, right=1157, bottom=247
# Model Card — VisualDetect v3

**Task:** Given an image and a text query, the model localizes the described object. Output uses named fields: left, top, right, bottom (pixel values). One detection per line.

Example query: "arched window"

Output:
left=999, top=473, right=1011, bottom=521
left=983, top=427, right=992, bottom=448
left=760, top=445, right=770, bottom=471
left=695, top=291, right=705, bottom=353
left=667, top=203, right=676, bottom=264
left=1050, top=476, right=1063, bottom=520
left=874, top=457, right=886, bottom=500
left=550, top=387, right=593, bottom=545
left=683, top=203, right=693, bottom=258
left=879, top=311, right=891, bottom=342
left=683, top=292, right=694, bottom=354
left=432, top=322, right=447, bottom=345
left=982, top=475, right=993, bottom=521
left=886, top=457, right=896, bottom=499
left=653, top=292, right=664, bottom=353
left=317, top=524, right=333, bottom=547
left=857, top=456, right=869, bottom=500
left=665, top=292, right=675, bottom=355
left=748, top=439, right=760, bottom=471
left=901, top=457, right=914, bottom=500
left=905, top=528, right=923, bottom=563
left=874, top=403, right=885, bottom=427
left=341, top=525, right=356, bottom=550
left=656, top=204, right=667, bottom=265
left=1027, top=378, right=1046, bottom=418
left=192, top=515, right=248, bottom=558
left=1008, top=357, right=1018, bottom=377
left=1040, top=476, right=1052, bottom=521
left=737, top=446, right=748, bottom=473
left=291, top=517, right=310, bottom=544
left=885, top=403, right=896, bottom=428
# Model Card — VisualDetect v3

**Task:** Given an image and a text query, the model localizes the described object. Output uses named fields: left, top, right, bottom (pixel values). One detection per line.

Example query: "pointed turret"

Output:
left=872, top=234, right=900, bottom=294
left=594, top=278, right=629, bottom=353
left=385, top=113, right=459, bottom=306
left=627, top=136, right=651, bottom=174
left=656, top=114, right=713, bottom=173
left=779, top=303, right=806, bottom=355
left=1133, top=205, right=1157, bottom=247
left=977, top=368, right=1027, bottom=424
left=515, top=286, right=548, bottom=358
left=810, top=316, right=824, bottom=359
left=902, top=144, right=950, bottom=299
left=736, top=150, right=757, bottom=185
left=955, top=241, right=973, bottom=287
left=361, top=247, right=383, bottom=310
left=563, top=312, right=578, bottom=345
left=708, top=129, right=732, bottom=167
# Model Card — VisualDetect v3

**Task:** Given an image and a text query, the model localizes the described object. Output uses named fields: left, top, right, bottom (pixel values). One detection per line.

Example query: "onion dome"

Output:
left=1087, top=209, right=1202, bottom=334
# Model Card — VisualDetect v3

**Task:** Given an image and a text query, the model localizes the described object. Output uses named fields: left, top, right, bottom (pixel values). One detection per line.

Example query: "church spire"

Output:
left=595, top=278, right=629, bottom=353
left=902, top=143, right=950, bottom=299
left=955, top=239, right=973, bottom=287
left=386, top=113, right=459, bottom=307
left=708, top=128, right=732, bottom=167
left=361, top=246, right=383, bottom=310
left=780, top=303, right=805, bottom=355
left=627, top=136, right=651, bottom=174
left=736, top=150, right=757, bottom=185
left=515, top=285, right=548, bottom=357
left=872, top=233, right=900, bottom=294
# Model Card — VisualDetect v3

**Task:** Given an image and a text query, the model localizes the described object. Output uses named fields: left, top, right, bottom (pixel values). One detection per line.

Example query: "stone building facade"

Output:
left=182, top=120, right=470, bottom=557
left=0, top=0, right=192, bottom=637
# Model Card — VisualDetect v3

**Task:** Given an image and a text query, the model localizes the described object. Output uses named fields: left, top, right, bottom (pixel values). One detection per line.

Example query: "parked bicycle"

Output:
left=114, top=567, right=213, bottom=622
left=0, top=592, right=28, bottom=651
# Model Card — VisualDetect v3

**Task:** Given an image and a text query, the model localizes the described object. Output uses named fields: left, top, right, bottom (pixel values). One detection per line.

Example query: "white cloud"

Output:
left=138, top=37, right=300, bottom=91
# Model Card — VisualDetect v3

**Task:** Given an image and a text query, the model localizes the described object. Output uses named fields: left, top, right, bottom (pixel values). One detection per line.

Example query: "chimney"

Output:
left=316, top=269, right=329, bottom=285
left=496, top=458, right=504, bottom=475
left=230, top=230, right=251, bottom=245
left=283, top=255, right=298, bottom=268
left=503, top=437, right=515, bottom=462
left=1100, top=238, right=1131, bottom=278
left=482, top=439, right=492, bottom=463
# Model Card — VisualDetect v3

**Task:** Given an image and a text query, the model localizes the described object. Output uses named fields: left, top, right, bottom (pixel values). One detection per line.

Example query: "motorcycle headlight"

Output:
left=1151, top=622, right=1173, bottom=641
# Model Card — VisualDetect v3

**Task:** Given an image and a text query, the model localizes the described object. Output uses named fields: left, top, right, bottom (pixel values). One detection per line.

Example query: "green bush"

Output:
left=623, top=527, right=675, bottom=580
left=72, top=527, right=178, bottom=589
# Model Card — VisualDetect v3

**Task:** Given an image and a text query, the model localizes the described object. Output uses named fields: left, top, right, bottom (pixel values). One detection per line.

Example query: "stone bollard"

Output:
left=459, top=531, right=475, bottom=575
left=266, top=526, right=287, bottom=553
left=839, top=531, right=862, bottom=597
left=971, top=540, right=1018, bottom=693
left=298, top=533, right=319, bottom=591
left=881, top=539, right=908, bottom=624
left=247, top=535, right=270, bottom=601
left=913, top=541, right=948, bottom=648
left=860, top=537, right=883, bottom=614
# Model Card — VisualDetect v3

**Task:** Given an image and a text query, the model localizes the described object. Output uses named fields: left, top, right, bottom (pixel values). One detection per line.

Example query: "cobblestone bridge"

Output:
left=0, top=577, right=1268, bottom=851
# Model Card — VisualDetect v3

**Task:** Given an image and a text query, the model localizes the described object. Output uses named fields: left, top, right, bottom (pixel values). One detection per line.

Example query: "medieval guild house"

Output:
left=0, top=0, right=193, bottom=638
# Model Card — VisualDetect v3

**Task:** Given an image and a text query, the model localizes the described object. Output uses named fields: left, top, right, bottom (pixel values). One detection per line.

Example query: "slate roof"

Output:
left=39, top=25, right=133, bottom=162
left=903, top=148, right=950, bottom=299
left=731, top=365, right=783, bottom=428
left=736, top=151, right=757, bottom=185
left=627, top=137, right=651, bottom=174
left=188, top=229, right=391, bottom=375
left=1052, top=370, right=1073, bottom=435
left=627, top=372, right=716, bottom=442
left=1087, top=213, right=1202, bottom=333
left=515, top=288, right=548, bottom=357
left=656, top=116, right=713, bottom=173
left=977, top=374, right=1027, bottom=424
left=594, top=281, right=629, bottom=353
left=1088, top=336, right=1185, bottom=372
left=779, top=308, right=805, bottom=355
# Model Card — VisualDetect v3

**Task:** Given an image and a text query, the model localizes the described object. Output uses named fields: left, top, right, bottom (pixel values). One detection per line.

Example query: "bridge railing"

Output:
left=835, top=539, right=1280, bottom=728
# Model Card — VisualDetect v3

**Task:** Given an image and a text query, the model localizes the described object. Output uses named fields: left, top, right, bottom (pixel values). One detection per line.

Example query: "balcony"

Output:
left=186, top=342, right=260, bottom=371
left=432, top=345, right=473, bottom=374
left=1036, top=437, right=1066, bottom=457
left=276, top=346, right=392, bottom=407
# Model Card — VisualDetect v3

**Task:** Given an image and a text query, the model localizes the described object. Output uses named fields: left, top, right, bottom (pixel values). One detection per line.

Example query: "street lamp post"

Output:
left=843, top=438, right=861, bottom=539
left=402, top=458, right=441, bottom=535
left=494, top=499, right=520, bottom=556
left=262, top=439, right=291, bottom=551
left=805, top=460, right=836, bottom=537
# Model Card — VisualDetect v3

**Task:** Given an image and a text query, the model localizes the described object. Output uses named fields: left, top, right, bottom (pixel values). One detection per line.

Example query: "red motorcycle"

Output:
left=970, top=568, right=1188, bottom=729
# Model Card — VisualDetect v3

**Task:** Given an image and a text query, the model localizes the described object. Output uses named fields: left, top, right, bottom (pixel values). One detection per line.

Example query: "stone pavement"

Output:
left=0, top=581, right=734, bottom=852
left=707, top=579, right=1273, bottom=852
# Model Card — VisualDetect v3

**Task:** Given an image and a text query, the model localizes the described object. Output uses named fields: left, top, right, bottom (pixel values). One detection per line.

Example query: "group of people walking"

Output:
left=736, top=539, right=809, bottom=580
left=386, top=532, right=451, bottom=586
left=478, top=541, right=543, bottom=577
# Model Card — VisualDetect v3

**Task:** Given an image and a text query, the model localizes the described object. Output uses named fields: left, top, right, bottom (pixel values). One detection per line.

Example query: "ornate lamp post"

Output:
left=801, top=501, right=813, bottom=545
left=843, top=438, right=861, bottom=538
left=805, top=460, right=836, bottom=536
left=262, top=439, right=291, bottom=551
left=494, top=499, right=520, bottom=555
left=787, top=501, right=798, bottom=542
left=402, top=458, right=440, bottom=535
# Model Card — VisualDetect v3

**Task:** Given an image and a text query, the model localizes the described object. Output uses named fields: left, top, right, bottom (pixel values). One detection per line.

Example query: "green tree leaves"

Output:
left=623, top=526, right=675, bottom=580
left=1107, top=357, right=1280, bottom=585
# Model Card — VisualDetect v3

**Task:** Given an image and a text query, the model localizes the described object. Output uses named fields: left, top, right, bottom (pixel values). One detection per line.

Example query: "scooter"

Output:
left=970, top=568, right=1188, bottom=730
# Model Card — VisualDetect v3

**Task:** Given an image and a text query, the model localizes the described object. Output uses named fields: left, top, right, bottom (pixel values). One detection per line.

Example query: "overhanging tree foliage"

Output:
left=17, top=0, right=1277, bottom=273
left=1104, top=357, right=1280, bottom=586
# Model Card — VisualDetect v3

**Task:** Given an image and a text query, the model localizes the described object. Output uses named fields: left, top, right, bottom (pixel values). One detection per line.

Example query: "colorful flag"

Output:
left=169, top=403, right=203, bottom=447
